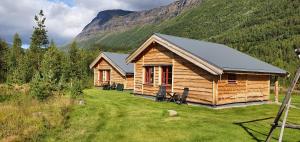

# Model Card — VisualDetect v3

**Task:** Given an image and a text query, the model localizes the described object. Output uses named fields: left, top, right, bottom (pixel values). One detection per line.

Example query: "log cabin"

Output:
left=126, top=33, right=287, bottom=106
left=90, top=52, right=134, bottom=89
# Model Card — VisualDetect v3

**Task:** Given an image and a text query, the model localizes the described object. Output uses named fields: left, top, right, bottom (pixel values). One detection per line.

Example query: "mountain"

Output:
left=77, top=9, right=134, bottom=40
left=75, top=0, right=300, bottom=82
left=76, top=0, right=201, bottom=41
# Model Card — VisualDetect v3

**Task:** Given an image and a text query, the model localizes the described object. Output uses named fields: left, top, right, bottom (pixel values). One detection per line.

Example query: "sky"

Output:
left=0, top=0, right=176, bottom=48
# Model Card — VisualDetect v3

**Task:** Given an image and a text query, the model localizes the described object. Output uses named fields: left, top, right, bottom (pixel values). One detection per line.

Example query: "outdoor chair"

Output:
left=167, top=92, right=179, bottom=102
left=156, top=85, right=166, bottom=101
left=102, top=84, right=110, bottom=90
left=110, top=82, right=117, bottom=90
left=116, top=84, right=124, bottom=91
left=176, top=88, right=189, bottom=104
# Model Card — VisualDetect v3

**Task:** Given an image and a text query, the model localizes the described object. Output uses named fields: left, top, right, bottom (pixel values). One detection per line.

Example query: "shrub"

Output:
left=69, top=79, right=83, bottom=99
left=29, top=72, right=51, bottom=101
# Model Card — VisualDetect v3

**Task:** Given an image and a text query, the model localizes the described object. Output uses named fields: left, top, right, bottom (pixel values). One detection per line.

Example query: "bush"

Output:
left=29, top=72, right=51, bottom=101
left=69, top=79, right=83, bottom=99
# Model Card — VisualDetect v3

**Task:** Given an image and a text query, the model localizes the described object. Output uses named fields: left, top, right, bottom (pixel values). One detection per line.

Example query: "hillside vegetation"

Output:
left=78, top=0, right=300, bottom=84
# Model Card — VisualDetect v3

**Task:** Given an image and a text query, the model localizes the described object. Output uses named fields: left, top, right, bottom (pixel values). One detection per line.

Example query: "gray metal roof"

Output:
left=155, top=33, right=287, bottom=75
left=103, top=52, right=134, bottom=74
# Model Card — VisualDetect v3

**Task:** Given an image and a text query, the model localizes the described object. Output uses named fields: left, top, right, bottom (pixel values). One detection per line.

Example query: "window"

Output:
left=228, top=74, right=237, bottom=84
left=99, top=70, right=110, bottom=81
left=145, top=66, right=154, bottom=84
left=98, top=70, right=102, bottom=81
left=161, top=66, right=172, bottom=85
left=102, top=71, right=107, bottom=81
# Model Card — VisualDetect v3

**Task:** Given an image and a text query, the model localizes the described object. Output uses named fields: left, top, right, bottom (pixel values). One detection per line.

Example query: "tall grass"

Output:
left=0, top=84, right=72, bottom=141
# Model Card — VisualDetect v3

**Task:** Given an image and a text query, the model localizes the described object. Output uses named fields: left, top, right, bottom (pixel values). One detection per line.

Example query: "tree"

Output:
left=7, top=33, right=25, bottom=83
left=30, top=72, right=51, bottom=101
left=69, top=79, right=83, bottom=99
left=17, top=53, right=33, bottom=83
left=27, top=10, right=49, bottom=79
left=67, top=41, right=82, bottom=81
left=40, top=40, right=62, bottom=83
left=0, top=39, right=9, bottom=83
left=10, top=33, right=24, bottom=68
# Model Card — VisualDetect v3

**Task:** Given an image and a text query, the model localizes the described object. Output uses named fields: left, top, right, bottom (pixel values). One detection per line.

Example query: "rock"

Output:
left=168, top=110, right=178, bottom=117
left=78, top=100, right=85, bottom=105
left=32, top=112, right=42, bottom=117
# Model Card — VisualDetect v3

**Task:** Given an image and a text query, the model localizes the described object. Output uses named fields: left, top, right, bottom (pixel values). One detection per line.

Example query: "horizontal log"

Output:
left=187, top=97, right=213, bottom=104
left=271, top=123, right=300, bottom=129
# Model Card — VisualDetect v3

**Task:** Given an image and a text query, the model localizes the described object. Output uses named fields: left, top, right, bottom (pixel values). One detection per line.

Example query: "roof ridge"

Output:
left=154, top=33, right=227, bottom=47
left=103, top=51, right=129, bottom=55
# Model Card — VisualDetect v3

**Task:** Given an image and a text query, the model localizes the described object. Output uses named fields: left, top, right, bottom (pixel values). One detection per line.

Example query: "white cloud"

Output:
left=0, top=0, right=175, bottom=45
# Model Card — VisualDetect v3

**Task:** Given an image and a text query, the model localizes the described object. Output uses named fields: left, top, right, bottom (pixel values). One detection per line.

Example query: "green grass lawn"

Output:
left=45, top=88, right=300, bottom=142
left=270, top=92, right=300, bottom=108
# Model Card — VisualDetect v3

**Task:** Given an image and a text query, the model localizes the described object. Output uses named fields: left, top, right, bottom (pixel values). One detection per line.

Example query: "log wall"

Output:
left=93, top=58, right=133, bottom=89
left=125, top=75, right=134, bottom=89
left=133, top=43, right=214, bottom=104
left=217, top=74, right=270, bottom=105
left=173, top=54, right=214, bottom=104
left=134, top=56, right=143, bottom=94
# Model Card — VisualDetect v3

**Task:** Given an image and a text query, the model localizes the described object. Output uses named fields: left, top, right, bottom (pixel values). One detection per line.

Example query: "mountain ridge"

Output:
left=76, top=0, right=201, bottom=41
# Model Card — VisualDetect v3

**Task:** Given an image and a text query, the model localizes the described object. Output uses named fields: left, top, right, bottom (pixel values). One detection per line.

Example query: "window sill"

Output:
left=161, top=84, right=172, bottom=87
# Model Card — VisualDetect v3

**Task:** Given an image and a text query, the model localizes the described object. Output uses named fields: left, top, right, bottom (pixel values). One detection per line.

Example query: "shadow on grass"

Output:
left=233, top=117, right=277, bottom=142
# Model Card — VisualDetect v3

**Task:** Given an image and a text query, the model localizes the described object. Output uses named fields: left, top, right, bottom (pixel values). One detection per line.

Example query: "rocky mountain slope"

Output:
left=76, top=0, right=201, bottom=41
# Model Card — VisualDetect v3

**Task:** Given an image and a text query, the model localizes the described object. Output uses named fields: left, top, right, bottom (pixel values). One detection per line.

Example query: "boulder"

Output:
left=168, top=110, right=178, bottom=117
left=78, top=100, right=85, bottom=105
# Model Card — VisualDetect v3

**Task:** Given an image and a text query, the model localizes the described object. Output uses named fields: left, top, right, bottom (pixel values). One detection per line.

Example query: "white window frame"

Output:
left=102, top=70, right=107, bottom=81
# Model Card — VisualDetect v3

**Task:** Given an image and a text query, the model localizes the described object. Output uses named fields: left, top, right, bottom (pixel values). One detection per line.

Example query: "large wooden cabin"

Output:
left=126, top=33, right=287, bottom=105
left=90, top=52, right=134, bottom=89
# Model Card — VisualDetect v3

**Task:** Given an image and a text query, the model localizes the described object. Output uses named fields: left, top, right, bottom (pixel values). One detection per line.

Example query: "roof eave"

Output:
left=90, top=52, right=127, bottom=76
left=89, top=52, right=103, bottom=69
left=223, top=69, right=288, bottom=77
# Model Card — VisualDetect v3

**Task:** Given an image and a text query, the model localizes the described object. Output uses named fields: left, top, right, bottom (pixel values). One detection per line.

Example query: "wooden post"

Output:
left=275, top=76, right=279, bottom=103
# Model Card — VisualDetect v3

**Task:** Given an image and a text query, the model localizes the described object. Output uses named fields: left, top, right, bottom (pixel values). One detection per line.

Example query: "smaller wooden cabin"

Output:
left=126, top=33, right=287, bottom=106
left=90, top=52, right=134, bottom=89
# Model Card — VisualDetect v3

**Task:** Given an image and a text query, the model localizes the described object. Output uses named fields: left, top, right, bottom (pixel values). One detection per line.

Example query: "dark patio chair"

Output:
left=176, top=88, right=189, bottom=104
left=102, top=84, right=110, bottom=90
left=156, top=85, right=166, bottom=101
left=116, top=84, right=124, bottom=91
left=110, top=82, right=117, bottom=90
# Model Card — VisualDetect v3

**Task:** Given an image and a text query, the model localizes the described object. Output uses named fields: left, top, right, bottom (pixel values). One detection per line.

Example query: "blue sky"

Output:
left=49, top=0, right=75, bottom=6
left=0, top=0, right=175, bottom=48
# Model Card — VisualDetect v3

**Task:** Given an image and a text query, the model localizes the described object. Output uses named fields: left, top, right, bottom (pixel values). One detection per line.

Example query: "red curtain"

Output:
left=107, top=70, right=110, bottom=81
left=99, top=70, right=103, bottom=82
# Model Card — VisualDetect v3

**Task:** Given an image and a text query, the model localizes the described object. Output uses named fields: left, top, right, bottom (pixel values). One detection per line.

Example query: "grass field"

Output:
left=0, top=84, right=71, bottom=141
left=44, top=88, right=300, bottom=142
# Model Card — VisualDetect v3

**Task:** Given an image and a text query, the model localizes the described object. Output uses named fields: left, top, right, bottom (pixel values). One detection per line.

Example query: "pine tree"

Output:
left=69, top=79, right=83, bottom=99
left=27, top=10, right=49, bottom=80
left=30, top=72, right=51, bottom=101
left=18, top=53, right=33, bottom=83
left=67, top=41, right=81, bottom=81
left=0, top=39, right=9, bottom=83
left=10, top=33, right=24, bottom=68
left=41, top=40, right=62, bottom=83
left=7, top=33, right=25, bottom=83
